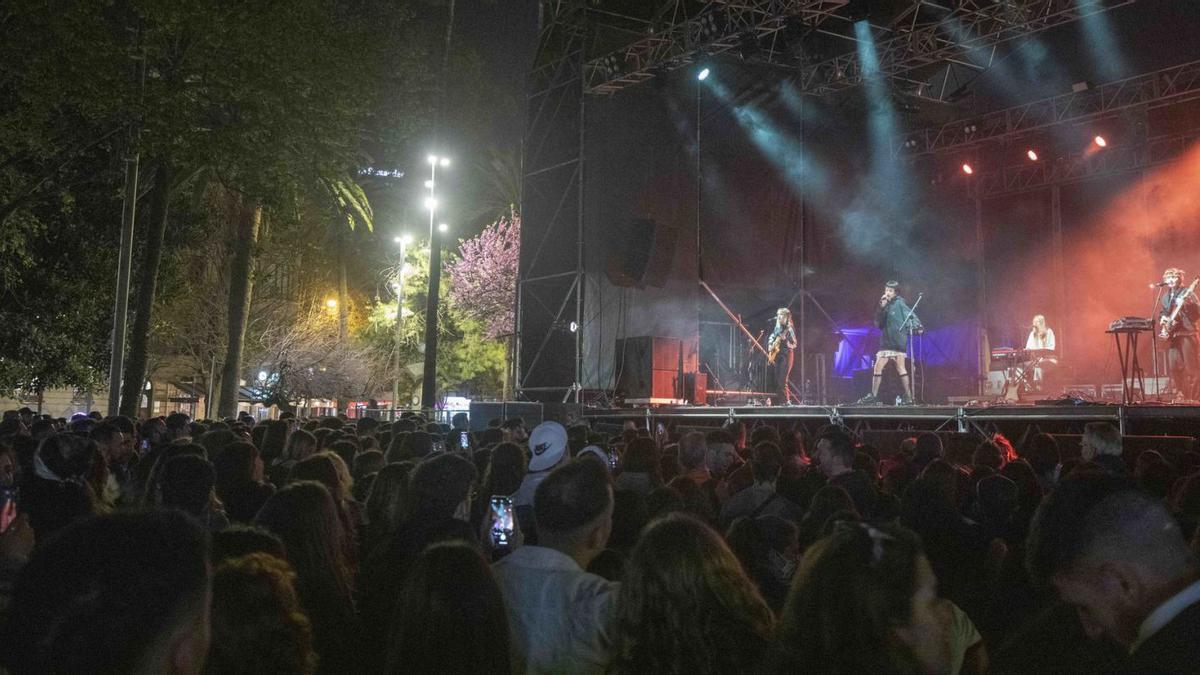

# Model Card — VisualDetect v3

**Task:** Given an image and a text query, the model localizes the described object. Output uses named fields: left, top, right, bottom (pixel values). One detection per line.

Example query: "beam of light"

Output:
left=1076, top=0, right=1129, bottom=83
left=1026, top=149, right=1039, bottom=161
left=697, top=67, right=710, bottom=81
left=707, top=78, right=831, bottom=198
left=856, top=21, right=901, bottom=181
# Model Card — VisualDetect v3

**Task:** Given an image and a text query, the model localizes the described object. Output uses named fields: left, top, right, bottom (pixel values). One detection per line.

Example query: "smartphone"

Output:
left=489, top=496, right=514, bottom=548
left=0, top=486, right=17, bottom=533
left=605, top=450, right=619, bottom=471
left=459, top=431, right=470, bottom=451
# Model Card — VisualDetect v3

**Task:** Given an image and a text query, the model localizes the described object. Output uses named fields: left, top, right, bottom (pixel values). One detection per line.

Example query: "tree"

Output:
left=447, top=214, right=519, bottom=340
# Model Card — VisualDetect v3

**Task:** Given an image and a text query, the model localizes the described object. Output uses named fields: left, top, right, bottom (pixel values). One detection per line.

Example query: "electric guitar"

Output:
left=767, top=334, right=781, bottom=365
left=1160, top=278, right=1199, bottom=339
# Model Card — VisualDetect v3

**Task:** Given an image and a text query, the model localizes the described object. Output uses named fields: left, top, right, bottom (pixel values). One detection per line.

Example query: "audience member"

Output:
left=770, top=521, right=954, bottom=674
left=493, top=456, right=617, bottom=674
left=255, top=481, right=359, bottom=673
left=207, top=553, right=317, bottom=675
left=512, top=421, right=569, bottom=539
left=1, top=511, right=210, bottom=674
left=614, top=436, right=661, bottom=496
left=719, top=442, right=804, bottom=529
left=1026, top=473, right=1200, bottom=671
left=213, top=441, right=274, bottom=523
left=160, top=454, right=229, bottom=530
left=386, top=542, right=513, bottom=674
left=609, top=513, right=774, bottom=673
left=814, top=429, right=879, bottom=518
left=1081, top=422, right=1124, bottom=474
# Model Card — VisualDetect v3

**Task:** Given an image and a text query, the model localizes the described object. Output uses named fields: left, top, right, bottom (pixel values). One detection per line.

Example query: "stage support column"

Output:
left=1051, top=185, right=1065, bottom=363
left=974, top=195, right=986, bottom=398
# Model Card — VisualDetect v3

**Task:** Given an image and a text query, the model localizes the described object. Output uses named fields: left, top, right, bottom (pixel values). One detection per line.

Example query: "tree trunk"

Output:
left=119, top=162, right=172, bottom=418
left=216, top=198, right=261, bottom=419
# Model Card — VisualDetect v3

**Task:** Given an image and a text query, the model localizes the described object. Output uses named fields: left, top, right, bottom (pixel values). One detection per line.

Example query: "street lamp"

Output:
left=391, top=233, right=411, bottom=419
left=421, top=154, right=450, bottom=411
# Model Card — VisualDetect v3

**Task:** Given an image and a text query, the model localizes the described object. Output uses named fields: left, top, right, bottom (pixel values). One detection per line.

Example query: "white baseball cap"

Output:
left=528, top=421, right=568, bottom=472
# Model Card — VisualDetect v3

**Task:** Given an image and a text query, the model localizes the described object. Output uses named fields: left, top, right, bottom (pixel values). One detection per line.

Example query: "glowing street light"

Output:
left=1094, top=135, right=1108, bottom=148
left=325, top=298, right=338, bottom=309
left=420, top=154, right=451, bottom=411
left=697, top=67, right=710, bottom=81
left=961, top=163, right=974, bottom=175
left=438, top=223, right=448, bottom=233
left=1026, top=149, right=1039, bottom=161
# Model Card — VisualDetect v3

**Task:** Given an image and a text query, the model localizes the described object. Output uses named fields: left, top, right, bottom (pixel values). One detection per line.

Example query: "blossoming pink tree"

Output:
left=448, top=214, right=519, bottom=341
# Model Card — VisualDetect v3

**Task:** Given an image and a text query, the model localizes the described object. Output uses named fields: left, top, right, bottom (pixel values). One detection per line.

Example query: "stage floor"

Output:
left=582, top=402, right=1200, bottom=436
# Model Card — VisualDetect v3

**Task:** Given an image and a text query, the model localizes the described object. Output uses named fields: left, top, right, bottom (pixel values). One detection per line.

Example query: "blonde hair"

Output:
left=1164, top=267, right=1185, bottom=279
left=1031, top=315, right=1047, bottom=339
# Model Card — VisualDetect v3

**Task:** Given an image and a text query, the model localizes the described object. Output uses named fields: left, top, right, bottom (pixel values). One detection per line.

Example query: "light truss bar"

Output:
left=971, top=130, right=1200, bottom=198
left=898, top=59, right=1200, bottom=156
left=585, top=0, right=848, bottom=95
left=800, top=0, right=1137, bottom=98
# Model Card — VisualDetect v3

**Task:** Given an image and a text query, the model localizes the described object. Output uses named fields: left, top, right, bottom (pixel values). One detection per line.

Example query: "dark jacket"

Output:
left=1129, top=595, right=1200, bottom=674
left=876, top=296, right=922, bottom=352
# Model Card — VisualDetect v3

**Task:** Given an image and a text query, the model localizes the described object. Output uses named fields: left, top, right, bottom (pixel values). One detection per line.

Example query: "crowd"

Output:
left=0, top=406, right=1198, bottom=674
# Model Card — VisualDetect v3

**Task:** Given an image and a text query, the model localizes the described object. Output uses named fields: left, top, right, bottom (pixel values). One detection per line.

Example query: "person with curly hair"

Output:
left=609, top=513, right=775, bottom=674
left=206, top=553, right=317, bottom=675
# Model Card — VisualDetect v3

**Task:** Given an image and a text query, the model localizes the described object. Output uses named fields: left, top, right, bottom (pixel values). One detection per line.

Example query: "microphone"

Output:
left=1150, top=282, right=1170, bottom=288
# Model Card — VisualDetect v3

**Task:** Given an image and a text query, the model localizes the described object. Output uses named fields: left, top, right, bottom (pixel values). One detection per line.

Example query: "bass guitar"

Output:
left=1160, top=278, right=1199, bottom=339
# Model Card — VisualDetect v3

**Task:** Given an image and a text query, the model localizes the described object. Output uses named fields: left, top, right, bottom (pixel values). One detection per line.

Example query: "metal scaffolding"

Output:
left=971, top=129, right=1200, bottom=198
left=584, top=0, right=848, bottom=95
left=799, top=0, right=1138, bottom=101
left=518, top=0, right=588, bottom=401
left=898, top=59, right=1200, bottom=157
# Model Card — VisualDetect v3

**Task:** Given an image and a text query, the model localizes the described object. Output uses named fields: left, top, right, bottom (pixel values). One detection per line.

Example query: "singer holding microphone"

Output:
left=859, top=280, right=922, bottom=405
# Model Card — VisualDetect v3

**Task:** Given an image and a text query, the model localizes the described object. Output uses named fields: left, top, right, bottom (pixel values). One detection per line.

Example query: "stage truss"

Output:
left=519, top=0, right=1152, bottom=402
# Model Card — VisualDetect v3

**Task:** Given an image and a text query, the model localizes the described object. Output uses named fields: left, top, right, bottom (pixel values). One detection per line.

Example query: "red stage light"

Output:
left=1026, top=149, right=1039, bottom=161
left=1094, top=135, right=1108, bottom=148
left=961, top=163, right=974, bottom=175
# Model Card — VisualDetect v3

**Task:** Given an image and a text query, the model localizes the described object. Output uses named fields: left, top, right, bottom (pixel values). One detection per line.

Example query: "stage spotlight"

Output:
left=961, top=163, right=974, bottom=175
left=438, top=223, right=448, bottom=233
left=1094, top=135, right=1108, bottom=148
left=1026, top=149, right=1039, bottom=161
left=697, top=67, right=710, bottom=81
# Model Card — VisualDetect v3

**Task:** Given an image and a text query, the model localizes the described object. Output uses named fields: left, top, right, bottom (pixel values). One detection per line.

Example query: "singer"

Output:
left=859, top=280, right=922, bottom=405
left=1158, top=267, right=1199, bottom=400
left=768, top=307, right=798, bottom=404
left=1026, top=314, right=1058, bottom=383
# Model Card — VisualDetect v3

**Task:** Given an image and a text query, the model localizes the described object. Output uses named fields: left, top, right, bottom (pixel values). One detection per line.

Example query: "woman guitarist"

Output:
left=767, top=308, right=798, bottom=405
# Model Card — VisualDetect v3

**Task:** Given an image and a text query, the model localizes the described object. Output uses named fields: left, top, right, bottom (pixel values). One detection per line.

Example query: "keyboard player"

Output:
left=1025, top=314, right=1057, bottom=384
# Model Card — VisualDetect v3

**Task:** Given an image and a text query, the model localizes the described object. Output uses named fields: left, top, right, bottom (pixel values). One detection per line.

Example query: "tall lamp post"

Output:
left=421, top=154, right=450, bottom=411
left=391, top=234, right=412, bottom=419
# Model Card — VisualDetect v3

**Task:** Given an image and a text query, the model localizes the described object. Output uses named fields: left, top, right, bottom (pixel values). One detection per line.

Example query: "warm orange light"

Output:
left=325, top=298, right=338, bottom=309
left=1094, top=135, right=1107, bottom=148
left=1026, top=149, right=1039, bottom=161
left=961, top=163, right=974, bottom=175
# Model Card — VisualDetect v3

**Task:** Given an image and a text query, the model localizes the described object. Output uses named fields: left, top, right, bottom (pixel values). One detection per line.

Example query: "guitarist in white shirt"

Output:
left=1158, top=267, right=1200, bottom=400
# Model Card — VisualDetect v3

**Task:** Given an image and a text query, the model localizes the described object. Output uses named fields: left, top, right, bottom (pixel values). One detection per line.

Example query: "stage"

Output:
left=581, top=401, right=1200, bottom=441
